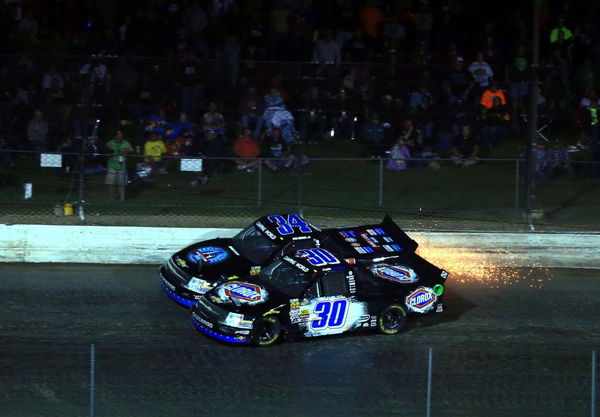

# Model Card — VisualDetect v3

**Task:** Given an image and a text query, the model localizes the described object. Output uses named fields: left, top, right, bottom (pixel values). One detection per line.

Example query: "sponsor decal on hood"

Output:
left=187, top=246, right=229, bottom=265
left=371, top=264, right=418, bottom=283
left=218, top=281, right=267, bottom=304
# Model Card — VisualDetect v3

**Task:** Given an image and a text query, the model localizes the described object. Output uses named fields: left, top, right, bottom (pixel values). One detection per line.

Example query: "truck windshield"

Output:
left=232, top=223, right=279, bottom=265
left=259, top=258, right=313, bottom=298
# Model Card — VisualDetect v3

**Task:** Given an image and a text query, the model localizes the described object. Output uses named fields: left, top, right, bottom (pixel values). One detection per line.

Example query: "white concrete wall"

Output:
left=0, top=224, right=598, bottom=268
left=410, top=232, right=600, bottom=269
left=0, top=224, right=239, bottom=264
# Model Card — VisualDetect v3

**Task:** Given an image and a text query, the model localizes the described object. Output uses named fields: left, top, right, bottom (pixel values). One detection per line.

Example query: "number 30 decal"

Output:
left=311, top=299, right=349, bottom=329
left=296, top=248, right=340, bottom=266
left=268, top=214, right=312, bottom=235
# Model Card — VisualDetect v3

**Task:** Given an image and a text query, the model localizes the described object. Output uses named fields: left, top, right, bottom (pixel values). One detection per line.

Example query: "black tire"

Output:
left=255, top=316, right=282, bottom=346
left=378, top=304, right=407, bottom=335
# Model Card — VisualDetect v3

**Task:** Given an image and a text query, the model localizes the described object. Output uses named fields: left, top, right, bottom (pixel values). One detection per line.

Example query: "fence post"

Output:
left=89, top=343, right=95, bottom=417
left=77, top=138, right=86, bottom=222
left=297, top=158, right=303, bottom=216
left=593, top=349, right=597, bottom=417
left=515, top=159, right=520, bottom=210
left=257, top=160, right=262, bottom=207
left=378, top=158, right=383, bottom=207
left=426, top=347, right=432, bottom=417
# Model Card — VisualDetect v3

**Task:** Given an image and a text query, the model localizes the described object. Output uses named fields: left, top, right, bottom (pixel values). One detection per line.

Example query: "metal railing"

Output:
left=1, top=149, right=598, bottom=231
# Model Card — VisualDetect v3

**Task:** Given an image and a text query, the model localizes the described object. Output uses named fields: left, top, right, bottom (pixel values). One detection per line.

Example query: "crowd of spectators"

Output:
left=0, top=0, right=599, bottom=180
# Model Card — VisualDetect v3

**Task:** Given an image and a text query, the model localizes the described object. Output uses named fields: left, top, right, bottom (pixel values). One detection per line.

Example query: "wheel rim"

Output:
left=258, top=321, right=276, bottom=342
left=383, top=309, right=403, bottom=331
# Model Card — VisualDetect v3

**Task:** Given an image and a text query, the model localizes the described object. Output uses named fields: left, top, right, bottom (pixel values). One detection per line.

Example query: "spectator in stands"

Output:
left=359, top=1, right=383, bottom=42
left=535, top=143, right=548, bottom=180
left=372, top=93, right=401, bottom=129
left=182, top=1, right=207, bottom=35
left=505, top=44, right=529, bottom=117
left=201, top=102, right=226, bottom=136
left=480, top=82, right=507, bottom=110
left=299, top=86, right=329, bottom=143
left=451, top=125, right=479, bottom=166
left=574, top=58, right=597, bottom=96
left=542, top=47, right=571, bottom=111
left=268, top=1, right=291, bottom=60
left=481, top=96, right=510, bottom=149
left=143, top=131, right=168, bottom=175
left=56, top=136, right=76, bottom=174
left=335, top=0, right=359, bottom=48
left=27, top=110, right=48, bottom=153
left=178, top=49, right=203, bottom=115
left=111, top=57, right=138, bottom=105
left=398, top=118, right=439, bottom=169
left=132, top=76, right=161, bottom=123
left=344, top=29, right=370, bottom=62
left=408, top=85, right=432, bottom=113
left=173, top=112, right=196, bottom=136
left=199, top=127, right=226, bottom=178
left=240, top=102, right=261, bottom=134
left=571, top=21, right=597, bottom=65
left=552, top=28, right=573, bottom=62
left=543, top=140, right=573, bottom=179
left=223, top=35, right=241, bottom=88
left=413, top=94, right=437, bottom=144
left=482, top=35, right=503, bottom=65
left=386, top=136, right=410, bottom=171
left=329, top=88, right=359, bottom=140
left=233, top=128, right=261, bottom=172
left=361, top=113, right=386, bottom=158
left=397, top=119, right=420, bottom=152
left=549, top=17, right=573, bottom=44
left=578, top=98, right=600, bottom=147
left=256, top=90, right=297, bottom=143
left=89, top=58, right=112, bottom=104
left=105, top=131, right=132, bottom=200
left=468, top=52, right=494, bottom=104
left=16, top=11, right=39, bottom=50
left=446, top=56, right=474, bottom=102
left=42, top=66, right=65, bottom=93
left=238, top=85, right=261, bottom=116
left=312, top=29, right=341, bottom=77
left=264, top=127, right=293, bottom=171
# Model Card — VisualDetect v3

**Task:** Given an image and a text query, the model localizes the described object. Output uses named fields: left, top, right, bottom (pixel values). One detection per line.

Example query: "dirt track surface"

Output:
left=0, top=264, right=598, bottom=417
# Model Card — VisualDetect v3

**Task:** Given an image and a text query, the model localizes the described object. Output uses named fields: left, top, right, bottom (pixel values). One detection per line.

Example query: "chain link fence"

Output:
left=2, top=344, right=596, bottom=417
left=1, top=149, right=598, bottom=231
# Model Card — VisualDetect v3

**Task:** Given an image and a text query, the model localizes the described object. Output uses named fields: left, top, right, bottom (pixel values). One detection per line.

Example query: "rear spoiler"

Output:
left=382, top=215, right=419, bottom=253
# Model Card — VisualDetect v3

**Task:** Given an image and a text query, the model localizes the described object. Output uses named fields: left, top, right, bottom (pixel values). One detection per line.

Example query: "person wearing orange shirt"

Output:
left=480, top=82, right=506, bottom=109
left=360, top=3, right=383, bottom=39
left=233, top=128, right=261, bottom=172
left=481, top=96, right=510, bottom=149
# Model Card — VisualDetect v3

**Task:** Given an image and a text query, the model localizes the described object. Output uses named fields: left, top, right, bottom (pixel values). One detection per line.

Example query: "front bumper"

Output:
left=159, top=264, right=202, bottom=307
left=191, top=312, right=248, bottom=344
left=190, top=298, right=254, bottom=344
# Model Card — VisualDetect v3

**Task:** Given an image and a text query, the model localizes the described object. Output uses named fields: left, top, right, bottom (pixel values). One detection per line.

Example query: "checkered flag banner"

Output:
left=40, top=153, right=63, bottom=168
left=180, top=158, right=203, bottom=172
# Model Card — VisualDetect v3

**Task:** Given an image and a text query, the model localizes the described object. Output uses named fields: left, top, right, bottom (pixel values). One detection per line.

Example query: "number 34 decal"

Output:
left=268, top=214, right=312, bottom=235
left=311, top=299, right=349, bottom=330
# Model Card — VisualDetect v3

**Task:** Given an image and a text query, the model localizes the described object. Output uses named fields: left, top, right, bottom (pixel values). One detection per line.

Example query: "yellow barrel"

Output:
left=63, top=203, right=73, bottom=216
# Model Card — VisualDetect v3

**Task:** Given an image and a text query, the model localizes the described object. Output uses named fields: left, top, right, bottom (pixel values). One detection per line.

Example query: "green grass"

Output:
left=0, top=135, right=599, bottom=231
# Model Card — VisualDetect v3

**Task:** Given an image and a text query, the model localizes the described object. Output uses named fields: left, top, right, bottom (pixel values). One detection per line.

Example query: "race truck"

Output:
left=191, top=223, right=448, bottom=345
left=160, top=214, right=320, bottom=306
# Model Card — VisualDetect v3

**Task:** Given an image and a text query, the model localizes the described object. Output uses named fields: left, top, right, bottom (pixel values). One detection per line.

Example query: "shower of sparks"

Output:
left=415, top=247, right=551, bottom=288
